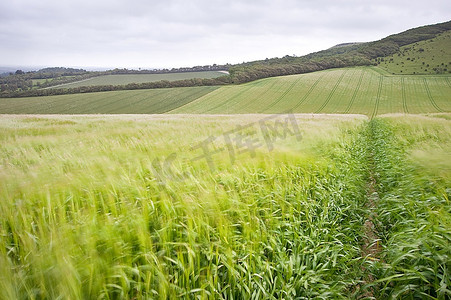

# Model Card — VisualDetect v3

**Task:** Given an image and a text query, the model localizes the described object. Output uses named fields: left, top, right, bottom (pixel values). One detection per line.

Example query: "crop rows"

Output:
left=1, top=114, right=449, bottom=298
left=172, top=67, right=451, bottom=115
left=0, top=86, right=218, bottom=114
left=365, top=118, right=451, bottom=298
left=0, top=67, right=449, bottom=115
left=0, top=115, right=368, bottom=298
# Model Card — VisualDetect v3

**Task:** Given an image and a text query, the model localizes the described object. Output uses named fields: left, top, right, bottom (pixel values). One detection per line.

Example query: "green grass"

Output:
left=51, top=71, right=227, bottom=88
left=1, top=114, right=450, bottom=299
left=377, top=30, right=451, bottom=75
left=0, top=114, right=371, bottom=298
left=172, top=67, right=451, bottom=115
left=0, top=86, right=218, bottom=114
left=362, top=117, right=451, bottom=298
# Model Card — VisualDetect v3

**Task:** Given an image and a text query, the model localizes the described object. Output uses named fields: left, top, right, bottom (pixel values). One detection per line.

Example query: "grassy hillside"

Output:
left=0, top=86, right=218, bottom=114
left=2, top=67, right=450, bottom=115
left=228, top=20, right=451, bottom=83
left=376, top=30, right=451, bottom=75
left=1, top=114, right=449, bottom=298
left=52, top=71, right=227, bottom=89
left=171, top=67, right=451, bottom=116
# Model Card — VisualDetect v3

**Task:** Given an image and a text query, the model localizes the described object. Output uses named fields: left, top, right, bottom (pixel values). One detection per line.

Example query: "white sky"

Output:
left=0, top=0, right=450, bottom=69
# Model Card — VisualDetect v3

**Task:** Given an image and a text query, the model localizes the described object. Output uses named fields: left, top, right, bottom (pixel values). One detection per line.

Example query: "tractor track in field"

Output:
left=344, top=69, right=364, bottom=114
left=261, top=76, right=304, bottom=113
left=174, top=86, right=229, bottom=113
left=156, top=89, right=216, bottom=114
left=204, top=85, right=254, bottom=113
left=81, top=89, right=161, bottom=113
left=291, top=72, right=327, bottom=111
left=104, top=89, right=185, bottom=114
left=446, top=77, right=451, bottom=89
left=423, top=78, right=444, bottom=112
left=315, top=70, right=347, bottom=113
left=371, top=76, right=383, bottom=119
left=357, top=174, right=382, bottom=298
left=401, top=77, right=409, bottom=114
left=236, top=80, right=279, bottom=112
left=354, top=120, right=383, bottom=298
left=0, top=93, right=84, bottom=113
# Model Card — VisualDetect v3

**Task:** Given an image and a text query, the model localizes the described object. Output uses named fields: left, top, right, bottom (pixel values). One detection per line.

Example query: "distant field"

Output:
left=0, top=86, right=218, bottom=114
left=1, top=67, right=450, bottom=115
left=172, top=67, right=451, bottom=116
left=51, top=71, right=227, bottom=88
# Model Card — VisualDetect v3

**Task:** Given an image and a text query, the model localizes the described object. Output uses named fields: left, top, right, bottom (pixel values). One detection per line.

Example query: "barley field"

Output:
left=0, top=113, right=449, bottom=299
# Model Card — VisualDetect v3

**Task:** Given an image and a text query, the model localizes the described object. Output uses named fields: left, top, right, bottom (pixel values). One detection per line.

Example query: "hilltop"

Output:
left=228, top=20, right=451, bottom=83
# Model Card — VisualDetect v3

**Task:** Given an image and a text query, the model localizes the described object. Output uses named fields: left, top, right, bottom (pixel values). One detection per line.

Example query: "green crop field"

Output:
left=2, top=67, right=450, bottom=116
left=51, top=71, right=227, bottom=89
left=2, top=19, right=451, bottom=300
left=0, top=86, right=218, bottom=114
left=0, top=113, right=449, bottom=299
left=172, top=67, right=451, bottom=116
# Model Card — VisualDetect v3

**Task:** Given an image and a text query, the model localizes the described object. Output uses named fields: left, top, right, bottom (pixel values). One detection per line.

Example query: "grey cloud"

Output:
left=0, top=0, right=449, bottom=68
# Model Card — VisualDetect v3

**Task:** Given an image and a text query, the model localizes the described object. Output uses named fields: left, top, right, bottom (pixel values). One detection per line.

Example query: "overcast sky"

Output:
left=0, top=0, right=450, bottom=69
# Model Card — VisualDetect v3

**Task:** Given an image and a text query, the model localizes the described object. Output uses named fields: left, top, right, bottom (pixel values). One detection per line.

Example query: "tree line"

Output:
left=0, top=65, right=230, bottom=96
left=0, top=76, right=232, bottom=98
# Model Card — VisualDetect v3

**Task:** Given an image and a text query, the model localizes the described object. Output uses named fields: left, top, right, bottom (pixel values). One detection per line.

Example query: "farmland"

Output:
left=0, top=114, right=449, bottom=298
left=174, top=67, right=451, bottom=116
left=1, top=22, right=450, bottom=299
left=49, top=71, right=227, bottom=89
left=1, top=67, right=450, bottom=115
left=2, top=10, right=451, bottom=300
left=0, top=86, right=218, bottom=114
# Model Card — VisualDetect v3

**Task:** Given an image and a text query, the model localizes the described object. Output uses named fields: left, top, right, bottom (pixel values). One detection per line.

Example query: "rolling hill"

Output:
left=227, top=20, right=451, bottom=83
left=171, top=67, right=451, bottom=116
left=376, top=30, right=451, bottom=75
left=0, top=20, right=450, bottom=115
left=1, top=20, right=451, bottom=300
left=1, top=67, right=450, bottom=116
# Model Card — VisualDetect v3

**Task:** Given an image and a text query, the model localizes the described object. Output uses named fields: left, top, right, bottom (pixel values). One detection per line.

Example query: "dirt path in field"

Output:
left=356, top=126, right=383, bottom=298
left=361, top=171, right=382, bottom=266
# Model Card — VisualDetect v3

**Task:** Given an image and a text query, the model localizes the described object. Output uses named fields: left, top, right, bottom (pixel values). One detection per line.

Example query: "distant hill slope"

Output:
left=171, top=67, right=451, bottom=116
left=228, top=20, right=451, bottom=83
left=49, top=71, right=227, bottom=89
left=1, top=66, right=450, bottom=115
left=376, top=30, right=451, bottom=75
